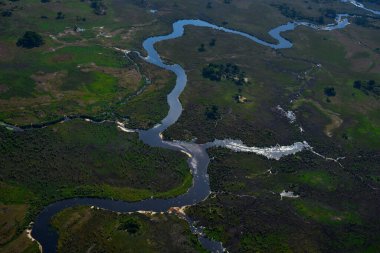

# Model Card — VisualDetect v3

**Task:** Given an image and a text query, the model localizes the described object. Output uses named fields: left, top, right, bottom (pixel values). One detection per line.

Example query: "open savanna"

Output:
left=1, top=0, right=368, bottom=128
left=0, top=0, right=181, bottom=128
left=155, top=4, right=380, bottom=151
left=282, top=21, right=380, bottom=149
left=142, top=1, right=380, bottom=252
left=157, top=25, right=308, bottom=146
left=1, top=0, right=380, bottom=252
left=0, top=0, right=303, bottom=128
left=51, top=206, right=206, bottom=253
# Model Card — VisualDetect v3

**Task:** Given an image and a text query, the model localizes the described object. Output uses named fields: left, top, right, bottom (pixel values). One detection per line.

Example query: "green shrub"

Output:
left=16, top=31, right=44, bottom=49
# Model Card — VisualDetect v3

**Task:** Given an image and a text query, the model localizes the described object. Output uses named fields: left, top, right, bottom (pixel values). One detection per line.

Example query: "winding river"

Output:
left=22, top=2, right=379, bottom=253
left=342, top=0, right=380, bottom=15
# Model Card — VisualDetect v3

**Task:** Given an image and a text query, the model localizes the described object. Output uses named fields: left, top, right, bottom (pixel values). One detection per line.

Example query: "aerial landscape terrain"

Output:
left=0, top=0, right=379, bottom=252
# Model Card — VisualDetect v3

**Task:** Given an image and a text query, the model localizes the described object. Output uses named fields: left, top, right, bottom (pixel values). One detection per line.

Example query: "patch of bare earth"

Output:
left=80, top=64, right=142, bottom=90
left=324, top=111, right=343, bottom=137
left=0, top=42, right=14, bottom=61
left=51, top=54, right=74, bottom=62
left=334, top=29, right=380, bottom=73
left=0, top=84, right=9, bottom=94
left=306, top=100, right=343, bottom=137
left=31, top=71, right=67, bottom=93
left=0, top=204, right=28, bottom=245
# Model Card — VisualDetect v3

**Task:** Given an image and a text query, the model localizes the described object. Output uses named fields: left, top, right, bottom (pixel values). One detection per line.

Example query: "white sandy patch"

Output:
left=168, top=206, right=189, bottom=216
left=280, top=190, right=300, bottom=200
left=116, top=121, right=135, bottom=133
left=137, top=210, right=157, bottom=215
left=26, top=223, right=43, bottom=253
left=114, top=47, right=130, bottom=54
left=180, top=150, right=192, bottom=158
left=277, top=105, right=296, bottom=123
left=210, top=139, right=311, bottom=160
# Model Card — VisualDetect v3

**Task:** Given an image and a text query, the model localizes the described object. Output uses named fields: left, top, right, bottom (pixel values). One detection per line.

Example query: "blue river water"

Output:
left=28, top=4, right=379, bottom=252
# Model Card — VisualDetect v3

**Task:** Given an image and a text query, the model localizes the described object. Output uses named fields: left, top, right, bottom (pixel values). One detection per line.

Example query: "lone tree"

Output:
left=56, top=11, right=65, bottom=19
left=324, top=87, right=336, bottom=97
left=16, top=31, right=44, bottom=49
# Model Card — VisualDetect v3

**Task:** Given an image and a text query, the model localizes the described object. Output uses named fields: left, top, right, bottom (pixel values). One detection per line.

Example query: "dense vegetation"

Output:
left=0, top=120, right=190, bottom=200
left=16, top=31, right=44, bottom=49
left=188, top=148, right=380, bottom=252
left=0, top=120, right=191, bottom=251
left=89, top=0, right=107, bottom=15
left=353, top=80, right=380, bottom=96
left=202, top=63, right=247, bottom=85
left=205, top=105, right=221, bottom=120
left=272, top=3, right=328, bottom=24
left=324, top=86, right=336, bottom=97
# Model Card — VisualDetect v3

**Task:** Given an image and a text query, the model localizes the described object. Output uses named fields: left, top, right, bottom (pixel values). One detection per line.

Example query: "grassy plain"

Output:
left=0, top=0, right=177, bottom=128
left=159, top=15, right=380, bottom=149
left=144, top=0, right=380, bottom=252
left=51, top=206, right=205, bottom=253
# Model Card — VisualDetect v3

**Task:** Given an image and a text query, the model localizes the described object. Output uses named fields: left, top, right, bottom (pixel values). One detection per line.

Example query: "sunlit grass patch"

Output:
left=296, top=170, right=337, bottom=191
left=347, top=114, right=380, bottom=148
left=0, top=182, right=34, bottom=204
left=293, top=199, right=361, bottom=225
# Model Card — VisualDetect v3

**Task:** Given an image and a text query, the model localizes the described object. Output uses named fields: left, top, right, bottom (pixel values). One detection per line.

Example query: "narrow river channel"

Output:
left=27, top=2, right=379, bottom=252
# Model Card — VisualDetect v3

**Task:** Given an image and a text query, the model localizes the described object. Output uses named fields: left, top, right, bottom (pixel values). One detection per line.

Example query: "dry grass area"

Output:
left=0, top=231, right=39, bottom=253
left=0, top=204, right=28, bottom=244
left=0, top=204, right=39, bottom=253
left=292, top=99, right=343, bottom=137
left=334, top=27, right=380, bottom=73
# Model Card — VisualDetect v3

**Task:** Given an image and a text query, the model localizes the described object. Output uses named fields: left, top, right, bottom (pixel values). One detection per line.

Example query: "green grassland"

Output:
left=155, top=3, right=380, bottom=151
left=51, top=206, right=205, bottom=253
left=158, top=26, right=304, bottom=146
left=0, top=0, right=176, bottom=127
left=2, top=0, right=375, bottom=132
left=0, top=0, right=288, bottom=127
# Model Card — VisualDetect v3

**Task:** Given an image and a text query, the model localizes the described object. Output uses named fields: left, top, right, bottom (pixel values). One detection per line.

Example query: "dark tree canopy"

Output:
left=353, top=80, right=380, bottom=96
left=205, top=105, right=221, bottom=120
left=324, top=87, right=336, bottom=97
left=16, top=31, right=44, bottom=49
left=90, top=0, right=107, bottom=15
left=118, top=218, right=140, bottom=234
left=202, top=63, right=246, bottom=85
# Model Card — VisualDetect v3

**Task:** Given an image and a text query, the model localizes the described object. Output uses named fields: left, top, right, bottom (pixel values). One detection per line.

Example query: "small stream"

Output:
left=342, top=0, right=380, bottom=15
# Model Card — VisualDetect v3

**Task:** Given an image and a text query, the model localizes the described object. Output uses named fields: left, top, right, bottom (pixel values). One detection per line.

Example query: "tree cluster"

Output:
left=324, top=87, right=336, bottom=97
left=354, top=80, right=380, bottom=96
left=205, top=105, right=221, bottom=120
left=16, top=31, right=44, bottom=49
left=202, top=63, right=246, bottom=85
left=90, top=0, right=107, bottom=15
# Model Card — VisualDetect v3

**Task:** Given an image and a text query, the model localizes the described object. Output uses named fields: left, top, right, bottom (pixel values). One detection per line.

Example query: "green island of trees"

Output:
left=16, top=31, right=44, bottom=49
left=354, top=80, right=380, bottom=96
left=202, top=63, right=246, bottom=85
